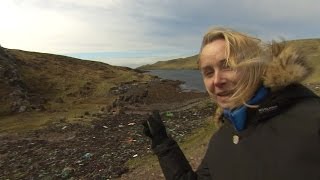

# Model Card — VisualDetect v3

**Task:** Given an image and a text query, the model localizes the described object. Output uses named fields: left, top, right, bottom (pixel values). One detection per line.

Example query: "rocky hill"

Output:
left=0, top=46, right=34, bottom=114
left=0, top=46, right=154, bottom=132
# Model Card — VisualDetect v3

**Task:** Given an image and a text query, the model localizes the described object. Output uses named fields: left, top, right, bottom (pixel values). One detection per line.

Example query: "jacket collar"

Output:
left=224, top=86, right=269, bottom=131
left=247, top=84, right=318, bottom=124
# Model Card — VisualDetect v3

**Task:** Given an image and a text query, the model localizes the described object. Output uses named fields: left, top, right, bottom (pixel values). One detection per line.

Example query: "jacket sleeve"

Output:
left=153, top=138, right=212, bottom=180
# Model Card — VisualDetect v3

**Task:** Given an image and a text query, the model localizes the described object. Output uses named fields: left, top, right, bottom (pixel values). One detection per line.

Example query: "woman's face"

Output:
left=199, top=39, right=240, bottom=109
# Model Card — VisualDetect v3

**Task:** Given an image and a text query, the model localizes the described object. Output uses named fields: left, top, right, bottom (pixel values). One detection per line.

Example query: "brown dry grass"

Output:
left=0, top=49, right=153, bottom=133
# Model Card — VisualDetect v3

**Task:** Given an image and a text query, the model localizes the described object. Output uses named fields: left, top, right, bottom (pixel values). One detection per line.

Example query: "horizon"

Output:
left=1, top=0, right=320, bottom=68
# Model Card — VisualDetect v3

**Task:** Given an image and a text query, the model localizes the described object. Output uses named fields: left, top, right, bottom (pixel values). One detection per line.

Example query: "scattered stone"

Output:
left=35, top=105, right=46, bottom=112
left=0, top=78, right=212, bottom=179
left=132, top=154, right=138, bottom=158
left=18, top=105, right=27, bottom=113
left=82, top=152, right=93, bottom=160
left=61, top=167, right=75, bottom=179
left=128, top=122, right=135, bottom=126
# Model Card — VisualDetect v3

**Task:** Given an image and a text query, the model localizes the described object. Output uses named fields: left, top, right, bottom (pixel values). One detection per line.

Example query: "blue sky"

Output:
left=1, top=0, right=319, bottom=68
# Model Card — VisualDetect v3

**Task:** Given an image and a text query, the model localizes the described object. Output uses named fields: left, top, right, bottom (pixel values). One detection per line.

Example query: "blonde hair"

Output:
left=199, top=27, right=269, bottom=109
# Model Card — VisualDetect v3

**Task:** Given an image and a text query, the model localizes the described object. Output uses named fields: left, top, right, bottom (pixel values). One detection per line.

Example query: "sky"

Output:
left=1, top=0, right=320, bottom=68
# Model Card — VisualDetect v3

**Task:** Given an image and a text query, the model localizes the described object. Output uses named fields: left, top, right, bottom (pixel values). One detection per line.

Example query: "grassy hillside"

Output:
left=0, top=49, right=152, bottom=132
left=1, top=38, right=319, bottom=132
left=138, top=39, right=320, bottom=82
left=138, top=55, right=198, bottom=70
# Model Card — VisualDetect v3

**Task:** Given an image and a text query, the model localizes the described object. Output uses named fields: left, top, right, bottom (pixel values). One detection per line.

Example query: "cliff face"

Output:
left=0, top=46, right=39, bottom=114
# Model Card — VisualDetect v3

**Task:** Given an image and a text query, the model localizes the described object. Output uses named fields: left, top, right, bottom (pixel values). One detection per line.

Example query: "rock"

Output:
left=82, top=152, right=93, bottom=160
left=18, top=105, right=27, bottom=112
left=128, top=122, right=135, bottom=126
left=61, top=167, right=75, bottom=179
left=132, top=154, right=138, bottom=158
left=35, top=105, right=46, bottom=112
left=100, top=106, right=105, bottom=111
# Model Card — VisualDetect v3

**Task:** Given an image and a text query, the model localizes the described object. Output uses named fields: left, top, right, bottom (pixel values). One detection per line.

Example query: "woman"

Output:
left=143, top=27, right=320, bottom=180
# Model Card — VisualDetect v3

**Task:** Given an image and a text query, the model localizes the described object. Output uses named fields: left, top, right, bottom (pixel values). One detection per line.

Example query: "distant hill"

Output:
left=138, top=55, right=199, bottom=70
left=137, top=39, right=320, bottom=82
left=0, top=46, right=152, bottom=131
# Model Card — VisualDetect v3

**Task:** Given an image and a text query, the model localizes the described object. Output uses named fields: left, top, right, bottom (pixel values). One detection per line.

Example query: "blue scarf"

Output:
left=223, top=86, right=269, bottom=131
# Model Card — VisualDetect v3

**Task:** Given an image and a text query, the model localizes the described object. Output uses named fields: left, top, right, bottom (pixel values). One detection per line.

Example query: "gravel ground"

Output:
left=0, top=80, right=214, bottom=179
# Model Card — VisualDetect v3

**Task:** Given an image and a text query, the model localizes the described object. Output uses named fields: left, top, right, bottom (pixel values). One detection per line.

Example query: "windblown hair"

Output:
left=199, top=27, right=269, bottom=110
left=199, top=27, right=312, bottom=127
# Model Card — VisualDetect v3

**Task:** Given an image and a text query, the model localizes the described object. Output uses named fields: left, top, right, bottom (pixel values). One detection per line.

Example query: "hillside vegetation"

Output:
left=138, top=55, right=198, bottom=70
left=0, top=47, right=152, bottom=132
left=138, top=39, right=320, bottom=83
left=1, top=39, right=319, bottom=132
left=0, top=46, right=211, bottom=179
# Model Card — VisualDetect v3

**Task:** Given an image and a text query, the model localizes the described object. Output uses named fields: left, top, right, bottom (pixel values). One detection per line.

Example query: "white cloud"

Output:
left=0, top=0, right=319, bottom=66
left=240, top=0, right=319, bottom=21
left=1, top=1, right=90, bottom=52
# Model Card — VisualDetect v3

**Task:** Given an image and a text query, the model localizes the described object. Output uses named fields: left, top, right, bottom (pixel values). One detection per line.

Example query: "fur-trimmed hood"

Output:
left=262, top=42, right=313, bottom=91
left=214, top=42, right=314, bottom=126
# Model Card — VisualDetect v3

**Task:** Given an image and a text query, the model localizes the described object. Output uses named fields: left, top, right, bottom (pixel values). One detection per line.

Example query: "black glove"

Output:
left=142, top=110, right=169, bottom=147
